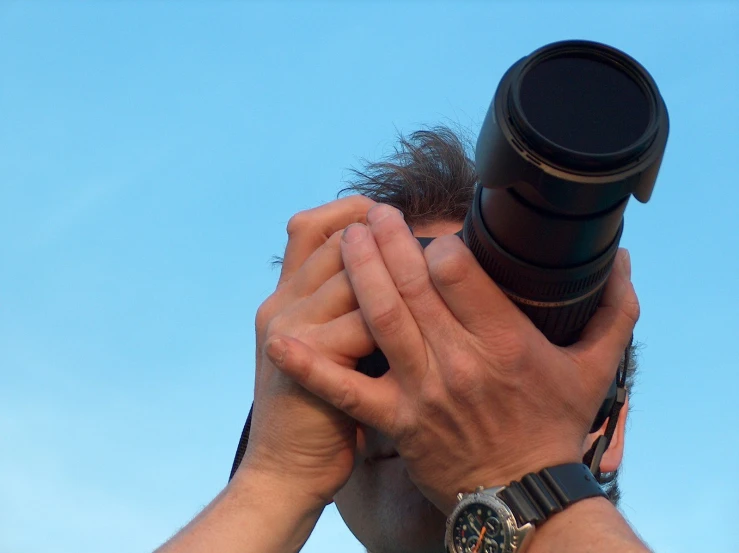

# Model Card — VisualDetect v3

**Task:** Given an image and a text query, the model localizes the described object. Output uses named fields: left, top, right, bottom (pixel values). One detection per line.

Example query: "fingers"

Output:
left=425, top=234, right=526, bottom=337
left=365, top=204, right=457, bottom=340
left=279, top=195, right=376, bottom=285
left=308, top=310, right=376, bottom=363
left=285, top=230, right=345, bottom=300
left=299, top=269, right=359, bottom=322
left=340, top=222, right=427, bottom=381
left=266, top=335, right=398, bottom=434
left=566, top=249, right=639, bottom=380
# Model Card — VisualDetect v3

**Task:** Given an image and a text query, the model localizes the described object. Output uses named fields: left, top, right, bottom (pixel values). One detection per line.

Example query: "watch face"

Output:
left=450, top=501, right=507, bottom=553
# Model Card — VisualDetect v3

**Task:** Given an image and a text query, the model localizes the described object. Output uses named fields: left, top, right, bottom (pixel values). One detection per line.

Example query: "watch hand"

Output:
left=472, top=526, right=486, bottom=553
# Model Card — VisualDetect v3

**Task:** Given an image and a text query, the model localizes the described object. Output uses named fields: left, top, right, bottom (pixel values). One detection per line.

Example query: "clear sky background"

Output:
left=1, top=1, right=737, bottom=552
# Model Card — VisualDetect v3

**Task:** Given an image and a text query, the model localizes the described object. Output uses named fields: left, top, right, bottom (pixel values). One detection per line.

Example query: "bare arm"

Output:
left=156, top=196, right=377, bottom=553
left=268, top=204, right=651, bottom=551
left=528, top=497, right=650, bottom=553
left=155, top=469, right=324, bottom=553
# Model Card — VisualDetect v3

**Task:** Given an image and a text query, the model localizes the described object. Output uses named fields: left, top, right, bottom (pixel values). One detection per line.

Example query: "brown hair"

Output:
left=341, top=127, right=477, bottom=228
left=341, top=125, right=638, bottom=507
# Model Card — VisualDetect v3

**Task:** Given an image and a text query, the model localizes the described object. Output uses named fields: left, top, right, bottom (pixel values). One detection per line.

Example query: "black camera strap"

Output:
left=582, top=335, right=632, bottom=482
left=230, top=339, right=631, bottom=483
left=228, top=234, right=458, bottom=482
left=230, top=405, right=253, bottom=481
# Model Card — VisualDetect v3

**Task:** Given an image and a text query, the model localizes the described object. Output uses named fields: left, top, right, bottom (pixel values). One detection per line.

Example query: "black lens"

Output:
left=467, top=40, right=669, bottom=345
left=518, top=55, right=652, bottom=158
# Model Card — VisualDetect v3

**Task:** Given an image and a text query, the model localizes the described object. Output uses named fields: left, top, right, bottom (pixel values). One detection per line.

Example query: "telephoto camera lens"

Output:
left=235, top=40, right=670, bottom=480
left=465, top=39, right=669, bottom=346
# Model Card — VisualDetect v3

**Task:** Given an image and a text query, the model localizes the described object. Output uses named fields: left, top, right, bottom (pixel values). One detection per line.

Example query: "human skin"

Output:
left=269, top=204, right=647, bottom=553
left=329, top=218, right=632, bottom=553
left=156, top=201, right=648, bottom=553
left=155, top=195, right=379, bottom=553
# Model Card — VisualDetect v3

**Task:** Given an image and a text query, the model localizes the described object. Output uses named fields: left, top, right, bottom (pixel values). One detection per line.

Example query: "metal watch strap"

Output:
left=497, top=463, right=606, bottom=527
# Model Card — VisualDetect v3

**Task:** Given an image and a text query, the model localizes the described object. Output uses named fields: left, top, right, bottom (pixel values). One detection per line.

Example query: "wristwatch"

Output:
left=444, top=463, right=606, bottom=553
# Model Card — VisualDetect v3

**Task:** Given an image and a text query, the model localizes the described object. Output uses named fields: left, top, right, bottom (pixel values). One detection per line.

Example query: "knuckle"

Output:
left=418, top=378, right=448, bottom=415
left=345, top=246, right=375, bottom=272
left=493, top=332, right=528, bottom=367
left=445, top=362, right=479, bottom=401
left=396, top=270, right=433, bottom=303
left=265, top=312, right=298, bottom=341
left=392, top=410, right=418, bottom=442
left=349, top=194, right=376, bottom=209
left=372, top=219, right=404, bottom=247
left=346, top=195, right=377, bottom=218
left=622, top=284, right=641, bottom=326
left=255, top=297, right=278, bottom=333
left=335, top=379, right=359, bottom=413
left=264, top=313, right=284, bottom=338
left=286, top=211, right=313, bottom=237
left=287, top=196, right=375, bottom=241
left=369, top=301, right=404, bottom=336
left=329, top=228, right=344, bottom=243
left=427, top=242, right=471, bottom=288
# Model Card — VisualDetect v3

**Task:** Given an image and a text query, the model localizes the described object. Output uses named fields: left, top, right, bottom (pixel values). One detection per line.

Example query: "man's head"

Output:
left=333, top=127, right=637, bottom=553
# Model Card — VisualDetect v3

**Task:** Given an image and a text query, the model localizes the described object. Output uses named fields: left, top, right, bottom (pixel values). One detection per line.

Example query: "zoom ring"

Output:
left=514, top=289, right=605, bottom=346
left=464, top=208, right=619, bottom=346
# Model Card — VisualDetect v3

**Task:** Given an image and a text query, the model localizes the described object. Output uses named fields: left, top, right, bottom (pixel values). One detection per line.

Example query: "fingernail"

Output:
left=621, top=249, right=631, bottom=279
left=266, top=338, right=287, bottom=366
left=342, top=223, right=367, bottom=243
left=367, top=204, right=403, bottom=225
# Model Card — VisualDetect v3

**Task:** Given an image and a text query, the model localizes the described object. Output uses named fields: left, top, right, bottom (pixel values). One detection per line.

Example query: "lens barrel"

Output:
left=465, top=40, right=669, bottom=345
left=234, top=40, right=670, bottom=481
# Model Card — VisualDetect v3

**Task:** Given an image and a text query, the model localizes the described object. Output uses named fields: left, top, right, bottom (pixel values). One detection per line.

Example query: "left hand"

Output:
left=266, top=203, right=638, bottom=514
left=242, top=195, right=376, bottom=508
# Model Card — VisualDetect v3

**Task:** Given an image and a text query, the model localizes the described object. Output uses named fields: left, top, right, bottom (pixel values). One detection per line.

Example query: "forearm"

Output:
left=155, top=469, right=324, bottom=553
left=527, top=497, right=650, bottom=553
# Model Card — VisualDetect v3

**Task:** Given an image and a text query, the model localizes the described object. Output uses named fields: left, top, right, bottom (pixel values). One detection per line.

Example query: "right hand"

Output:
left=264, top=205, right=638, bottom=514
left=235, top=195, right=376, bottom=507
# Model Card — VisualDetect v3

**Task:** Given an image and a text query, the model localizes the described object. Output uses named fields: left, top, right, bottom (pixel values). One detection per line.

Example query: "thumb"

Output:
left=565, top=249, right=639, bottom=385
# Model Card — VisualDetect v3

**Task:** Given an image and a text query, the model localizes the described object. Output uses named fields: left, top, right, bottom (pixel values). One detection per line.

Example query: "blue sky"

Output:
left=1, top=1, right=737, bottom=552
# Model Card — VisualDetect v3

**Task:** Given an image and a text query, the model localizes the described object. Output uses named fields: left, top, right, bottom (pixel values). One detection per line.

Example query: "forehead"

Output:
left=412, top=220, right=464, bottom=238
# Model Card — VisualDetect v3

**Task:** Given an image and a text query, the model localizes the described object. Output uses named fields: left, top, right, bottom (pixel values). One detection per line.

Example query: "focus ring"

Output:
left=463, top=186, right=620, bottom=346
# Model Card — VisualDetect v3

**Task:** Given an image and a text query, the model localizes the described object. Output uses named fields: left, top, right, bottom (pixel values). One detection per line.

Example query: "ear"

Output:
left=581, top=396, right=629, bottom=473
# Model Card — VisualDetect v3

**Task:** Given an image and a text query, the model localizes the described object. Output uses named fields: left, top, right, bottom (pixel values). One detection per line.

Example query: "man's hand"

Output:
left=156, top=196, right=378, bottom=553
left=267, top=203, right=638, bottom=515
left=236, top=195, right=376, bottom=507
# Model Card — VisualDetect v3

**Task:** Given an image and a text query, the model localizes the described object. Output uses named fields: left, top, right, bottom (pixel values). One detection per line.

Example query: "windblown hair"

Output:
left=341, top=127, right=477, bottom=228
left=341, top=126, right=638, bottom=507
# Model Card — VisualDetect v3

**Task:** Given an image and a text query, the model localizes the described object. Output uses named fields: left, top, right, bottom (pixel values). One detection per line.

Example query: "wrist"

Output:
left=453, top=447, right=582, bottom=512
left=219, top=467, right=326, bottom=553
left=445, top=464, right=647, bottom=553
left=527, top=496, right=648, bottom=553
left=230, top=465, right=328, bottom=518
left=155, top=467, right=326, bottom=553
